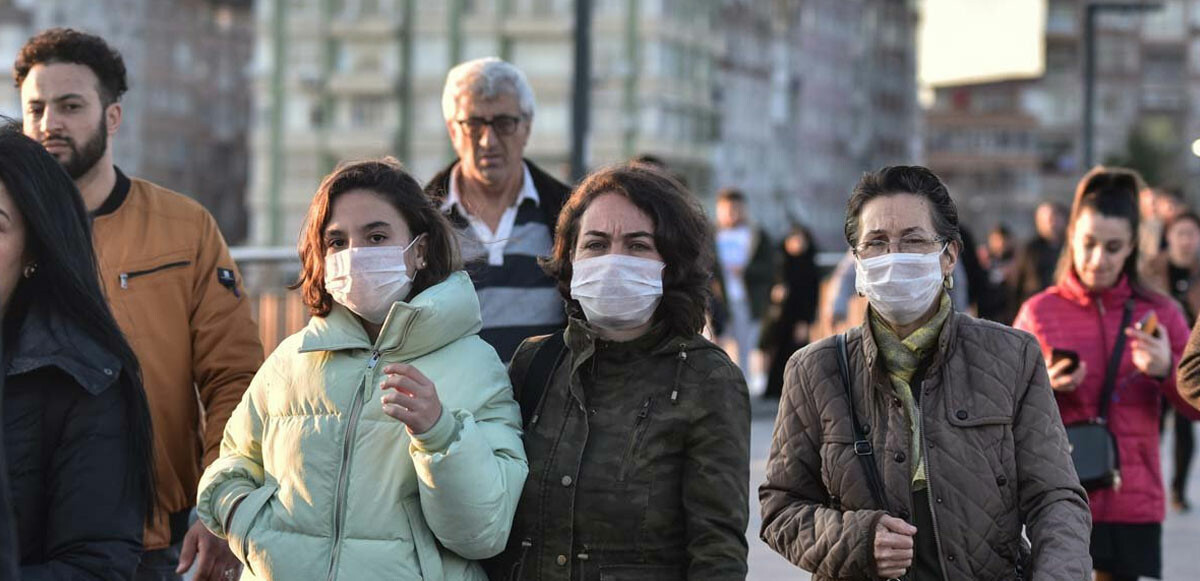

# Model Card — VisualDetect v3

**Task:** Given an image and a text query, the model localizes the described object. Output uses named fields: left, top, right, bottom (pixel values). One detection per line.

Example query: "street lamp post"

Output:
left=1082, top=1, right=1162, bottom=170
left=570, top=0, right=593, bottom=182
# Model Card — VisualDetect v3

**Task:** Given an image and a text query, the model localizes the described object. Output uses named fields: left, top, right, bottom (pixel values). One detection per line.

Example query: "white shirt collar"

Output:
left=441, top=161, right=540, bottom=216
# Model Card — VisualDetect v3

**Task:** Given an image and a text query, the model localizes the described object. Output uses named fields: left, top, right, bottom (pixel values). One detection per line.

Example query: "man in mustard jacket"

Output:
left=14, top=28, right=262, bottom=581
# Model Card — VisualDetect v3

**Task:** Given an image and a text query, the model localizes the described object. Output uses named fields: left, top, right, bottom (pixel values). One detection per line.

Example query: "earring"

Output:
left=943, top=274, right=954, bottom=290
left=22, top=262, right=37, bottom=279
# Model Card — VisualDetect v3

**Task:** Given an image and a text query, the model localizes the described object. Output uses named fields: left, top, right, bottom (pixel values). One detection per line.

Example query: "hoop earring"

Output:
left=22, top=262, right=37, bottom=279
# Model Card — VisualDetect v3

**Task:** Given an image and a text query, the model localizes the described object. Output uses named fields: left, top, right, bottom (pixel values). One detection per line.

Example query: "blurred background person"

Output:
left=714, top=187, right=775, bottom=383
left=759, top=223, right=819, bottom=400
left=1013, top=201, right=1068, bottom=305
left=976, top=222, right=1019, bottom=323
left=1014, top=167, right=1200, bottom=581
left=0, top=122, right=154, bottom=577
left=1145, top=211, right=1200, bottom=513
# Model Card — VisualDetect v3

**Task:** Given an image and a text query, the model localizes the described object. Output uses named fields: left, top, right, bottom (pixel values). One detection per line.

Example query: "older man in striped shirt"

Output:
left=425, top=57, right=569, bottom=362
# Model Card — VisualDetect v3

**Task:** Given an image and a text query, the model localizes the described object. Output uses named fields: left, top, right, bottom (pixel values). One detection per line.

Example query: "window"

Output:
left=350, top=96, right=388, bottom=127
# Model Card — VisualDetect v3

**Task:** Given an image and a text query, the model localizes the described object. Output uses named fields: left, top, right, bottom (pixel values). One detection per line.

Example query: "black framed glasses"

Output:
left=455, top=114, right=524, bottom=137
left=854, top=237, right=947, bottom=259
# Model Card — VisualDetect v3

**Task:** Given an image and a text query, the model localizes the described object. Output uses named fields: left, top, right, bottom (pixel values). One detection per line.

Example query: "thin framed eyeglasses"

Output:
left=455, top=114, right=523, bottom=137
left=854, top=237, right=947, bottom=259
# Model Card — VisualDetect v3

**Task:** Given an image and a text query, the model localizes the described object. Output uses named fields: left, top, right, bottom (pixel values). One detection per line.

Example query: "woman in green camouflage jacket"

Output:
left=486, top=163, right=752, bottom=581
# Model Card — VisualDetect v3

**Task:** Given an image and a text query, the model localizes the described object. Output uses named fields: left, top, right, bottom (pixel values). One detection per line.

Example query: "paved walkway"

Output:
left=746, top=400, right=1200, bottom=580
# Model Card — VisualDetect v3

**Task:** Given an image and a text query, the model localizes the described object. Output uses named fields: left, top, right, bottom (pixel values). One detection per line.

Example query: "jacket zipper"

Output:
left=916, top=381, right=950, bottom=581
left=617, top=397, right=653, bottom=482
left=325, top=350, right=380, bottom=581
left=119, top=260, right=190, bottom=289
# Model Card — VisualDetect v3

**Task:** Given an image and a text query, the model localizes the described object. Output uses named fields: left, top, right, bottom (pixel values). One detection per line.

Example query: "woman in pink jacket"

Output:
left=1014, top=167, right=1200, bottom=581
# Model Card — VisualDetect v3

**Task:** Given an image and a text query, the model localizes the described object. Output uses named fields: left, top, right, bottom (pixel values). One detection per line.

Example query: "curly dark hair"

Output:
left=13, top=28, right=128, bottom=106
left=292, top=158, right=463, bottom=317
left=543, top=163, right=714, bottom=337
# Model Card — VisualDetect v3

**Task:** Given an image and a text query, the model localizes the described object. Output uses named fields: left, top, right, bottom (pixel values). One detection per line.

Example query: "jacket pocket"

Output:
left=228, top=482, right=278, bottom=576
left=118, top=259, right=191, bottom=290
left=403, top=496, right=445, bottom=581
left=598, top=564, right=684, bottom=581
left=618, top=397, right=655, bottom=482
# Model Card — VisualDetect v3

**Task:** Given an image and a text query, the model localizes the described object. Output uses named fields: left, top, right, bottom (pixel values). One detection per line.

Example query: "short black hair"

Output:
left=716, top=187, right=746, bottom=204
left=14, top=28, right=128, bottom=106
left=845, top=165, right=962, bottom=248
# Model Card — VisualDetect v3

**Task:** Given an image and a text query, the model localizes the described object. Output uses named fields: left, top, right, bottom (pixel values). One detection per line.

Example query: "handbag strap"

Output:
left=1097, top=300, right=1135, bottom=422
left=518, top=330, right=567, bottom=428
left=836, top=333, right=890, bottom=512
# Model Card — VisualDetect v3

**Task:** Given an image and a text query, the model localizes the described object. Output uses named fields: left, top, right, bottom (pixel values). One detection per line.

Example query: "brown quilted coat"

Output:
left=760, top=311, right=1092, bottom=580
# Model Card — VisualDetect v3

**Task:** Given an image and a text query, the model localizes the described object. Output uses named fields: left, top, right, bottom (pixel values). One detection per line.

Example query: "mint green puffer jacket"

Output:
left=197, top=272, right=528, bottom=580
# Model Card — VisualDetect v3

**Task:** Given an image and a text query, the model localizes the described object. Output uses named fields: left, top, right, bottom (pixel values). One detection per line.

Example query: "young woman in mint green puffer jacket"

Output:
left=197, top=159, right=527, bottom=581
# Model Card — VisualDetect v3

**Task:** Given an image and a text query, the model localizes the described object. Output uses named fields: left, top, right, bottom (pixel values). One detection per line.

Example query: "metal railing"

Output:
left=231, top=247, right=306, bottom=355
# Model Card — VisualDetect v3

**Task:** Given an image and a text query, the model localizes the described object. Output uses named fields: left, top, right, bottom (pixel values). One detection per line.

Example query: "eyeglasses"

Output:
left=455, top=114, right=524, bottom=137
left=854, top=237, right=947, bottom=259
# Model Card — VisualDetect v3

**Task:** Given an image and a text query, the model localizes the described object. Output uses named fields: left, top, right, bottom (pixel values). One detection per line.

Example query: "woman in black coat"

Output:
left=0, top=122, right=155, bottom=579
left=760, top=224, right=820, bottom=399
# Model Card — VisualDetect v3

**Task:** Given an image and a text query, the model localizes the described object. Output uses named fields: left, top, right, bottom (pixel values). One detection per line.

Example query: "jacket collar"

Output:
left=5, top=300, right=123, bottom=394
left=858, top=293, right=960, bottom=392
left=298, top=271, right=483, bottom=358
left=1055, top=269, right=1134, bottom=311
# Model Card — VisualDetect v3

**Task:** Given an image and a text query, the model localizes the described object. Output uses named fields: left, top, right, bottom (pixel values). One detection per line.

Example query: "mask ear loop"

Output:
left=404, top=233, right=427, bottom=269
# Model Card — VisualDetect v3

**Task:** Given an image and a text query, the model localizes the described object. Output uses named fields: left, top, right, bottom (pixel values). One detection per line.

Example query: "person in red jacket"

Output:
left=1014, top=167, right=1200, bottom=581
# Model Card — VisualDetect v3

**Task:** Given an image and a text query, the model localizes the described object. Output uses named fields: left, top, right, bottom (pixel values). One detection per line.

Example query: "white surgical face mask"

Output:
left=855, top=247, right=946, bottom=326
left=324, top=235, right=423, bottom=324
left=570, top=254, right=665, bottom=331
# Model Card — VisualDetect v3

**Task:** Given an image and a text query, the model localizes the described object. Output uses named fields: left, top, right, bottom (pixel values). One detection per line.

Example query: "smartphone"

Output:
left=1135, top=310, right=1159, bottom=337
left=1051, top=348, right=1080, bottom=374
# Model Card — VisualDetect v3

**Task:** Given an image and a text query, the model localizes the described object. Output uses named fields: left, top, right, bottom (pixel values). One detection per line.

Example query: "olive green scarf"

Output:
left=868, top=293, right=951, bottom=491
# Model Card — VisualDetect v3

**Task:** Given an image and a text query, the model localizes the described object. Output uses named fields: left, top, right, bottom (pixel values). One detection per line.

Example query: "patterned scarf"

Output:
left=869, top=292, right=951, bottom=491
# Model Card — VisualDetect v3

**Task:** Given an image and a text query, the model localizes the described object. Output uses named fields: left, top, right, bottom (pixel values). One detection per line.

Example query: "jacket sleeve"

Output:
left=1178, top=316, right=1200, bottom=413
left=682, top=361, right=750, bottom=580
left=189, top=210, right=264, bottom=467
left=409, top=350, right=528, bottom=560
left=1157, top=303, right=1200, bottom=420
left=1012, top=337, right=1093, bottom=580
left=759, top=353, right=886, bottom=579
left=831, top=256, right=858, bottom=322
left=196, top=354, right=274, bottom=539
left=21, top=380, right=145, bottom=581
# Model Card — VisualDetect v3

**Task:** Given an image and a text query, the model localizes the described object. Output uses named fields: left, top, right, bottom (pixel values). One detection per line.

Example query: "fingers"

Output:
left=381, top=363, right=432, bottom=388
left=191, top=537, right=216, bottom=581
left=1047, top=357, right=1071, bottom=375
left=380, top=372, right=428, bottom=397
left=879, top=515, right=918, bottom=537
left=176, top=526, right=200, bottom=574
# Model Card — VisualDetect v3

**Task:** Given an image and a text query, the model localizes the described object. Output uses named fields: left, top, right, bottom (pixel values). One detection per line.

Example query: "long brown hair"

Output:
left=1055, top=166, right=1149, bottom=294
left=542, top=163, right=714, bottom=337
left=292, top=158, right=462, bottom=317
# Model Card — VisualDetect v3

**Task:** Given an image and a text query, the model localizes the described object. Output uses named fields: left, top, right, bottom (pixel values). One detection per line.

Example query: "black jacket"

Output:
left=0, top=333, right=18, bottom=580
left=4, top=303, right=145, bottom=580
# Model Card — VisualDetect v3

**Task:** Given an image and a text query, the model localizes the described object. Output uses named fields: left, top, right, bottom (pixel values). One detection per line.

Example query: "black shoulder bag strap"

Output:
left=519, top=330, right=567, bottom=428
left=1097, top=300, right=1136, bottom=422
left=836, top=333, right=890, bottom=512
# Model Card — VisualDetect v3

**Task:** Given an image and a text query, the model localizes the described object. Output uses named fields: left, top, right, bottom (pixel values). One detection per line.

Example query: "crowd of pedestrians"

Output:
left=0, top=26, right=1199, bottom=581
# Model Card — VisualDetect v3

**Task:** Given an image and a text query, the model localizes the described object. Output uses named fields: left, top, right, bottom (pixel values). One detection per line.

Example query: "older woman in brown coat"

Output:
left=759, top=166, right=1091, bottom=581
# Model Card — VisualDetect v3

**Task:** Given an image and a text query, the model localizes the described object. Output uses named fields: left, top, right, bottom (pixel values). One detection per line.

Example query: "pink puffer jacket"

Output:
left=1014, top=272, right=1200, bottom=524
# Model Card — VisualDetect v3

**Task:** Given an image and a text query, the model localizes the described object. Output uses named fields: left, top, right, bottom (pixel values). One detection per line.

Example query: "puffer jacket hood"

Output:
left=761, top=310, right=1093, bottom=580
left=197, top=271, right=527, bottom=581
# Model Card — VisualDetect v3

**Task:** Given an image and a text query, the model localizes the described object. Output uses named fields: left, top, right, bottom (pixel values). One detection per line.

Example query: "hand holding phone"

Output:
left=1050, top=348, right=1079, bottom=374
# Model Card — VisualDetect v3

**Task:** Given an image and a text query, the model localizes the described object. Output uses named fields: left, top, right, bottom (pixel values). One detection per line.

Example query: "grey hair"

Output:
left=441, top=57, right=536, bottom=122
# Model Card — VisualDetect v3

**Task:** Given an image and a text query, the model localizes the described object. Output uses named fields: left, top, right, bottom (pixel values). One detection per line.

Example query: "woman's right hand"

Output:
left=1047, top=358, right=1087, bottom=392
left=874, top=515, right=916, bottom=579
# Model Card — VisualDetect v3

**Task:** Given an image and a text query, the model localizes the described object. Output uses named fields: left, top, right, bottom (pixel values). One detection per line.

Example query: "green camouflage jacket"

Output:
left=487, top=318, right=750, bottom=581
